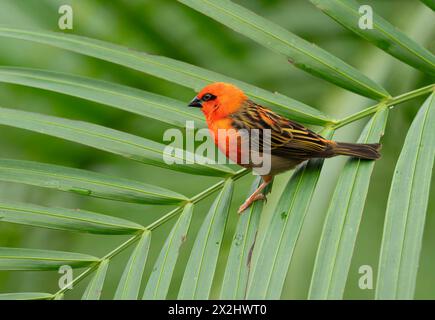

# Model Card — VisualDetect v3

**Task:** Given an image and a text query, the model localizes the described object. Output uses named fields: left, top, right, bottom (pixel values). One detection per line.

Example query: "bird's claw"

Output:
left=238, top=193, right=267, bottom=214
left=252, top=193, right=267, bottom=203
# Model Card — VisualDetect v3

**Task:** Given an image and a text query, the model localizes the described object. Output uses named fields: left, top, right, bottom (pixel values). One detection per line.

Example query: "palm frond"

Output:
left=178, top=0, right=390, bottom=100
left=376, top=94, right=434, bottom=299
left=309, top=108, right=388, bottom=299
left=0, top=107, right=233, bottom=177
left=82, top=259, right=109, bottom=300
left=0, top=201, right=144, bottom=234
left=0, top=248, right=98, bottom=271
left=220, top=177, right=265, bottom=299
left=178, top=179, right=233, bottom=299
left=143, top=203, right=193, bottom=300
left=0, top=0, right=433, bottom=301
left=0, top=27, right=330, bottom=125
left=310, top=0, right=435, bottom=75
left=246, top=129, right=333, bottom=299
left=114, top=231, right=151, bottom=300
left=0, top=67, right=205, bottom=128
left=0, top=158, right=187, bottom=204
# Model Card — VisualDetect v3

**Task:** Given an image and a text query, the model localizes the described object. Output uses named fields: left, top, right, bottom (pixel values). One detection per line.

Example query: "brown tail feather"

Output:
left=332, top=142, right=382, bottom=160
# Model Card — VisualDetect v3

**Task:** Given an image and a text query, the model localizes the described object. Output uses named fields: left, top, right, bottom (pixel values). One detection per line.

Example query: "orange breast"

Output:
left=207, top=118, right=242, bottom=164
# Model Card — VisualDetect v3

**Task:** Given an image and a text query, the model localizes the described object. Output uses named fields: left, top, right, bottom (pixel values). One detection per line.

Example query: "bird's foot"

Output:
left=238, top=193, right=267, bottom=214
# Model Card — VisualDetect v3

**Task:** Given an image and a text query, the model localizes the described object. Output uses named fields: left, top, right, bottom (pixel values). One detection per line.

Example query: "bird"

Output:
left=188, top=82, right=381, bottom=214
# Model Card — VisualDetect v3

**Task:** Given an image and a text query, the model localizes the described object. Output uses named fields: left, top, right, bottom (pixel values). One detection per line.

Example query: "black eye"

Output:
left=201, top=93, right=216, bottom=101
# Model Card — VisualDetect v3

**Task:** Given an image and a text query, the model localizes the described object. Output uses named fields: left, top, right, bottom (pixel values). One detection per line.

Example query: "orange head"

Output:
left=188, top=82, right=247, bottom=122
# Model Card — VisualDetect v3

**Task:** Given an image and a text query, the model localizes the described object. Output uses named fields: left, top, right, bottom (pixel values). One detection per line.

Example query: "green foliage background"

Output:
left=0, top=0, right=433, bottom=299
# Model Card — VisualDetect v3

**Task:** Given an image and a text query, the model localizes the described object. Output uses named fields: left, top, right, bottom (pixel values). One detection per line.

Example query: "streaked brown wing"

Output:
left=229, top=100, right=330, bottom=159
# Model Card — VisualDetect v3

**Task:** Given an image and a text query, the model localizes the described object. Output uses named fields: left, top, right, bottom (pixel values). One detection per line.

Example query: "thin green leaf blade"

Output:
left=143, top=203, right=193, bottom=300
left=420, top=0, right=435, bottom=10
left=0, top=27, right=329, bottom=125
left=0, top=201, right=143, bottom=235
left=179, top=0, right=389, bottom=100
left=0, top=158, right=187, bottom=205
left=0, top=107, right=234, bottom=177
left=308, top=108, right=388, bottom=299
left=114, top=231, right=151, bottom=300
left=178, top=179, right=233, bottom=299
left=310, top=0, right=435, bottom=75
left=0, top=248, right=98, bottom=270
left=376, top=94, right=435, bottom=299
left=220, top=177, right=265, bottom=299
left=82, top=259, right=109, bottom=300
left=246, top=129, right=334, bottom=299
left=0, top=66, right=205, bottom=128
left=0, top=292, right=53, bottom=300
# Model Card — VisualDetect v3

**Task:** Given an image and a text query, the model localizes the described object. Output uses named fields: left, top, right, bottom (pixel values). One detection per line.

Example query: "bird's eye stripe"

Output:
left=201, top=93, right=217, bottom=101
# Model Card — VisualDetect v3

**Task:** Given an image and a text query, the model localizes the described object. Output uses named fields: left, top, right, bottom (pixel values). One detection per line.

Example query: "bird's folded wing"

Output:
left=230, top=100, right=329, bottom=159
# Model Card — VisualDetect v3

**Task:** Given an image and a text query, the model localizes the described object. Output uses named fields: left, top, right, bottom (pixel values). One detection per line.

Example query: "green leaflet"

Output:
left=82, top=260, right=109, bottom=300
left=179, top=0, right=389, bottom=100
left=308, top=108, right=388, bottom=299
left=0, top=247, right=99, bottom=271
left=246, top=129, right=334, bottom=299
left=0, top=26, right=330, bottom=125
left=0, top=66, right=205, bottom=128
left=0, top=292, right=53, bottom=300
left=0, top=200, right=143, bottom=234
left=220, top=176, right=265, bottom=299
left=0, top=107, right=234, bottom=177
left=143, top=203, right=193, bottom=299
left=0, top=158, right=187, bottom=205
left=420, top=0, right=435, bottom=10
left=376, top=94, right=435, bottom=299
left=178, top=179, right=233, bottom=299
left=114, top=231, right=151, bottom=300
left=310, top=0, right=435, bottom=75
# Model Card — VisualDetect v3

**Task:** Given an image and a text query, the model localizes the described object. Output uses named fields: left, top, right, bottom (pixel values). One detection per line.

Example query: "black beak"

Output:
left=188, top=96, right=202, bottom=108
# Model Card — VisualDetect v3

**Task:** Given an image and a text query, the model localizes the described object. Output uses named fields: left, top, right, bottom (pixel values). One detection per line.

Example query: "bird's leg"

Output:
left=238, top=176, right=272, bottom=214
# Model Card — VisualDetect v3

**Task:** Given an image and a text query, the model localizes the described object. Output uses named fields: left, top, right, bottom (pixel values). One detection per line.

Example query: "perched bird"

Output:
left=188, top=82, right=381, bottom=213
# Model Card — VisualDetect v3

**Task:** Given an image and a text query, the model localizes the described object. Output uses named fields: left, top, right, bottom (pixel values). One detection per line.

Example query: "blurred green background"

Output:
left=0, top=0, right=433, bottom=299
